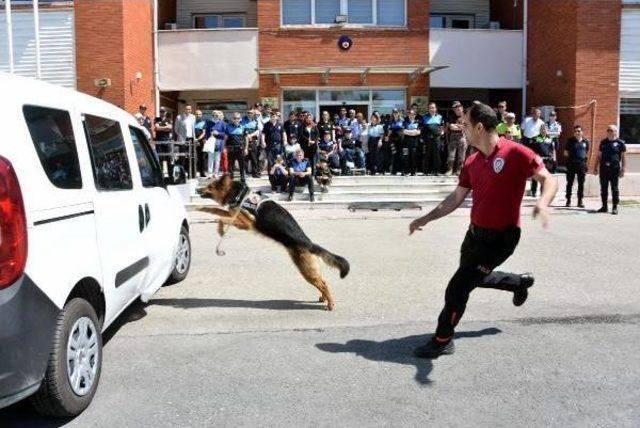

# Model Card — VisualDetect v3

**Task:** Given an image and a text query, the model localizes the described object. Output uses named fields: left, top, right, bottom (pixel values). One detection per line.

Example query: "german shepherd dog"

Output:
left=196, top=175, right=350, bottom=310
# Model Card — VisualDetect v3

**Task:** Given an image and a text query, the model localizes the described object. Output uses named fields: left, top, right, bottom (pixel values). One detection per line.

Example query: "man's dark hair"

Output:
left=467, top=102, right=499, bottom=131
left=574, top=125, right=582, bottom=131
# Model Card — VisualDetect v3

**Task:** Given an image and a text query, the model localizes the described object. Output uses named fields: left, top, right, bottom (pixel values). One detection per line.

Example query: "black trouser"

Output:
left=435, top=225, right=523, bottom=340
left=424, top=137, right=442, bottom=175
left=303, top=148, right=318, bottom=174
left=379, top=141, right=392, bottom=174
left=269, top=174, right=288, bottom=192
left=289, top=175, right=314, bottom=196
left=566, top=159, right=587, bottom=201
left=227, top=147, right=246, bottom=183
left=246, top=138, right=260, bottom=177
left=600, top=164, right=621, bottom=208
left=390, top=134, right=403, bottom=175
left=367, top=137, right=380, bottom=174
left=530, top=157, right=550, bottom=196
left=403, top=136, right=419, bottom=175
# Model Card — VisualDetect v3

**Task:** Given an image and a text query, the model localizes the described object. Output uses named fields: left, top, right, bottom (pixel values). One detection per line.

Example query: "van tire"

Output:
left=167, top=226, right=191, bottom=284
left=31, top=298, right=102, bottom=418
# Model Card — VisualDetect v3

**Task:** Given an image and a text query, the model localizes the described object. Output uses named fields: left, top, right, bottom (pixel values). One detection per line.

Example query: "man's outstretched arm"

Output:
left=532, top=167, right=558, bottom=228
left=409, top=186, right=471, bottom=235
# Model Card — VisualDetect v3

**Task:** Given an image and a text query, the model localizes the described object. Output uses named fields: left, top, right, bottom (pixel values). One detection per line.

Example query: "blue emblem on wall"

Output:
left=338, top=35, right=353, bottom=51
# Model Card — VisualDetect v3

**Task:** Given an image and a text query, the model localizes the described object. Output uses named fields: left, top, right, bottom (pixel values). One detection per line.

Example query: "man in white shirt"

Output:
left=174, top=105, right=197, bottom=176
left=521, top=107, right=545, bottom=148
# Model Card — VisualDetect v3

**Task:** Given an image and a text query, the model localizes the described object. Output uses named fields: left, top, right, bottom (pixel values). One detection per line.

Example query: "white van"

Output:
left=0, top=73, right=191, bottom=417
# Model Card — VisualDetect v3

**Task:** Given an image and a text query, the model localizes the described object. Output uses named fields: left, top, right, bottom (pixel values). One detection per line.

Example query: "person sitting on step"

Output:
left=288, top=149, right=314, bottom=202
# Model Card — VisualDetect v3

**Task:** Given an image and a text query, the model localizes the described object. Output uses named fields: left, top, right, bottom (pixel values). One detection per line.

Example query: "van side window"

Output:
left=22, top=105, right=82, bottom=189
left=83, top=114, right=133, bottom=191
left=129, top=126, right=164, bottom=188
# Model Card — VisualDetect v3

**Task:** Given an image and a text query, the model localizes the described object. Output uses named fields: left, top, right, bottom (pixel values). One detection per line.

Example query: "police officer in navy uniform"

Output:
left=564, top=125, right=590, bottom=208
left=262, top=111, right=287, bottom=171
left=225, top=112, right=248, bottom=183
left=595, top=125, right=627, bottom=215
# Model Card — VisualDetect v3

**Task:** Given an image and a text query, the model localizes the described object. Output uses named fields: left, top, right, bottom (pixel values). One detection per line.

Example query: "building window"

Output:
left=282, top=0, right=405, bottom=26
left=282, top=90, right=316, bottom=115
left=620, top=98, right=640, bottom=145
left=430, top=14, right=475, bottom=29
left=283, top=88, right=406, bottom=117
left=195, top=101, right=249, bottom=121
left=193, top=14, right=246, bottom=29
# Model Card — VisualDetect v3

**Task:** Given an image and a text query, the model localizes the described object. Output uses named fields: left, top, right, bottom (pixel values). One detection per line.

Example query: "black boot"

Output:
left=577, top=199, right=585, bottom=208
left=513, top=273, right=535, bottom=307
left=612, top=206, right=618, bottom=215
left=565, top=199, right=571, bottom=207
left=597, top=206, right=608, bottom=213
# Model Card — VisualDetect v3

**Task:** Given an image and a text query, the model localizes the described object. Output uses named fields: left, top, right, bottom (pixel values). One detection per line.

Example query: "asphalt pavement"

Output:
left=2, top=201, right=640, bottom=427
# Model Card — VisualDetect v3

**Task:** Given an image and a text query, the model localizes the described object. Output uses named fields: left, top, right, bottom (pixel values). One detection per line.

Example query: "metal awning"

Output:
left=258, top=65, right=448, bottom=84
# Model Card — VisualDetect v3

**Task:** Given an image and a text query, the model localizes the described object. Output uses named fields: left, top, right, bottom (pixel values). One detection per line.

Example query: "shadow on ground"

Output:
left=316, top=328, right=502, bottom=385
left=150, top=298, right=325, bottom=311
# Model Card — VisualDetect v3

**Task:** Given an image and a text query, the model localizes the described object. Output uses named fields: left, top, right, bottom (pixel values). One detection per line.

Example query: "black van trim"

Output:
left=115, top=257, right=149, bottom=288
left=33, top=210, right=95, bottom=226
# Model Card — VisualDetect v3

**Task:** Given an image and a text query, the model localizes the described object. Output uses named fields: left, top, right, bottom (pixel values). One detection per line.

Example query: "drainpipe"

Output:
left=34, top=0, right=41, bottom=79
left=521, top=0, right=528, bottom=119
left=5, top=0, right=14, bottom=73
left=153, top=0, right=160, bottom=117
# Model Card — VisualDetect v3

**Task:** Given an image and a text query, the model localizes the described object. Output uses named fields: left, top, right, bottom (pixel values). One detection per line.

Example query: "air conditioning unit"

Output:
left=164, top=23, right=178, bottom=30
left=489, top=21, right=501, bottom=30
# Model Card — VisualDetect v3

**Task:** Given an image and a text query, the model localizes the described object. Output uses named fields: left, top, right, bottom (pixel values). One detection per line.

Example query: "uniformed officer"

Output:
left=261, top=111, right=287, bottom=171
left=409, top=102, right=557, bottom=358
left=225, top=112, right=248, bottom=183
left=403, top=110, right=421, bottom=176
left=445, top=101, right=467, bottom=175
left=422, top=102, right=444, bottom=176
left=595, top=125, right=627, bottom=215
left=564, top=125, right=590, bottom=208
left=284, top=111, right=302, bottom=143
left=386, top=109, right=405, bottom=175
left=242, top=109, right=262, bottom=178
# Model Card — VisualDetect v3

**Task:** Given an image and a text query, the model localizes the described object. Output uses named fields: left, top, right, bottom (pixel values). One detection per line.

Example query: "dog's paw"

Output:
left=325, top=303, right=334, bottom=311
left=318, top=296, right=326, bottom=303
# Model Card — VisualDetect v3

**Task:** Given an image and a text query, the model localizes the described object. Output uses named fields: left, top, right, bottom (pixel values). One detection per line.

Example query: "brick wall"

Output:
left=257, top=0, right=430, bottom=103
left=75, top=0, right=155, bottom=115
left=527, top=0, right=621, bottom=168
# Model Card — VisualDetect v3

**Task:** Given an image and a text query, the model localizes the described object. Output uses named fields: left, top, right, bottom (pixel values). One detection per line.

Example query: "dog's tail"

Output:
left=309, top=244, right=350, bottom=279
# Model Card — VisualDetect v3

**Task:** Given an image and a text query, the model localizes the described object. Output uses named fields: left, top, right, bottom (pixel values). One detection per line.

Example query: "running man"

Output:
left=409, top=102, right=558, bottom=359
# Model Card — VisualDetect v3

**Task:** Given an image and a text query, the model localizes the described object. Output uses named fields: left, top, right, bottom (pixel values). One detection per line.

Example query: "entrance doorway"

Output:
left=319, top=104, right=369, bottom=120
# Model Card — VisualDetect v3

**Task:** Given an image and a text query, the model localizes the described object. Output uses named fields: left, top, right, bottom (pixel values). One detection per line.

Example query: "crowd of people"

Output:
left=133, top=99, right=627, bottom=212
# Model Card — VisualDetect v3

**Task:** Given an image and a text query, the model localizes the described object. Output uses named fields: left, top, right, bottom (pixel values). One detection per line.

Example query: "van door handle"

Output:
left=145, top=203, right=150, bottom=227
left=138, top=205, right=145, bottom=233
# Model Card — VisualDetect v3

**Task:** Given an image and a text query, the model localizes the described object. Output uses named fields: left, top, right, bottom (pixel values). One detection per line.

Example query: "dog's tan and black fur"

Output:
left=197, top=175, right=349, bottom=310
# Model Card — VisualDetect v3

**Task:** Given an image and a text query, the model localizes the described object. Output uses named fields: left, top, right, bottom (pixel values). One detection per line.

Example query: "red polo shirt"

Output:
left=459, top=138, right=543, bottom=230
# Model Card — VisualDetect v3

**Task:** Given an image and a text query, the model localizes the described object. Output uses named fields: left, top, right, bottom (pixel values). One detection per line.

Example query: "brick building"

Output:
left=1, top=0, right=639, bottom=165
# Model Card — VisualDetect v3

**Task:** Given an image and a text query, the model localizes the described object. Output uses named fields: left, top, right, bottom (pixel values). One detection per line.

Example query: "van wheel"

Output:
left=31, top=298, right=102, bottom=417
left=167, top=226, right=191, bottom=284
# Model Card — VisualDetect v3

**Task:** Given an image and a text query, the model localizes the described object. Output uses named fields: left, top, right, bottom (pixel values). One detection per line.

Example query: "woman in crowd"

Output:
left=403, top=110, right=421, bottom=176
left=300, top=113, right=319, bottom=173
left=204, top=110, right=224, bottom=178
left=365, top=112, right=384, bottom=175
left=386, top=109, right=405, bottom=175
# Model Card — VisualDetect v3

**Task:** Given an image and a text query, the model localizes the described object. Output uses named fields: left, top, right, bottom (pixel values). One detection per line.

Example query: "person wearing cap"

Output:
left=445, top=101, right=467, bottom=176
left=242, top=109, right=262, bottom=178
left=154, top=107, right=173, bottom=164
left=386, top=109, right=406, bottom=175
left=595, top=125, right=627, bottom=215
left=546, top=111, right=562, bottom=148
left=421, top=102, right=444, bottom=176
left=225, top=112, right=248, bottom=183
left=135, top=104, right=153, bottom=136
left=496, top=113, right=522, bottom=143
left=402, top=110, right=421, bottom=176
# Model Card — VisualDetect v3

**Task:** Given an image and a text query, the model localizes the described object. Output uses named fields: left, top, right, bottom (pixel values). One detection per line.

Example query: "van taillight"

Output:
left=0, top=156, right=28, bottom=289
